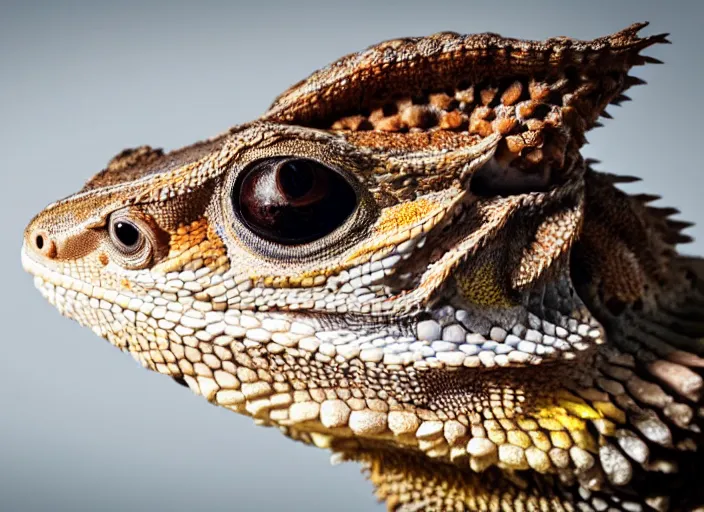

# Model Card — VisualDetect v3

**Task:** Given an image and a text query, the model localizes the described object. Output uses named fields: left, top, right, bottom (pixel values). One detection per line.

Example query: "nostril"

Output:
left=31, top=230, right=57, bottom=259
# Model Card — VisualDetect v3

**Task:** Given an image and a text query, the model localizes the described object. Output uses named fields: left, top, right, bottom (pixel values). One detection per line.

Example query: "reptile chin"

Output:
left=23, top=228, right=612, bottom=470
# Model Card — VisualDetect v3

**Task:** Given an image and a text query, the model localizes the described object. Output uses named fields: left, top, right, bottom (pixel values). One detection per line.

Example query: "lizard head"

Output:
left=23, top=24, right=704, bottom=510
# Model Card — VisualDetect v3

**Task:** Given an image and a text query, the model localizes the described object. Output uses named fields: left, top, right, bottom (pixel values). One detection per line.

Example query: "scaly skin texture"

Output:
left=22, top=23, right=704, bottom=511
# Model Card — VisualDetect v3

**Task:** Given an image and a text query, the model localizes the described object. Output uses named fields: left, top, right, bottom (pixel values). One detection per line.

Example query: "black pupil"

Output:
left=236, top=158, right=357, bottom=245
left=114, top=221, right=140, bottom=248
left=278, top=161, right=314, bottom=200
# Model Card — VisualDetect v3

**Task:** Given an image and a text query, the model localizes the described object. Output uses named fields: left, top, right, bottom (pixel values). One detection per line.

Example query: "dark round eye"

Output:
left=234, top=158, right=357, bottom=245
left=110, top=219, right=143, bottom=253
left=105, top=209, right=160, bottom=270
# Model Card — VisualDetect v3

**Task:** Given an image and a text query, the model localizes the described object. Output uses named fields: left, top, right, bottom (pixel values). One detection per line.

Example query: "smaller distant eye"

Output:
left=106, top=209, right=159, bottom=270
left=110, top=219, right=143, bottom=254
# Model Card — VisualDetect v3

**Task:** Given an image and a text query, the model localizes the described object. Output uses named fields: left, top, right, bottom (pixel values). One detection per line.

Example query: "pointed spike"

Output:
left=601, top=110, right=613, bottom=119
left=630, top=21, right=650, bottom=32
left=667, top=220, right=695, bottom=231
left=633, top=193, right=661, bottom=203
left=651, top=32, right=672, bottom=45
left=593, top=121, right=604, bottom=128
left=605, top=174, right=641, bottom=184
left=611, top=94, right=631, bottom=106
left=638, top=31, right=672, bottom=47
left=666, top=233, right=694, bottom=245
left=640, top=55, right=664, bottom=65
left=650, top=207, right=680, bottom=218
left=626, top=75, right=648, bottom=87
left=585, top=158, right=601, bottom=166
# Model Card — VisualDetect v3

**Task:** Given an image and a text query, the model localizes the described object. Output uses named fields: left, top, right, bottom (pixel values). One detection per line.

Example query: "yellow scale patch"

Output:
left=527, top=390, right=610, bottom=452
left=345, top=198, right=444, bottom=264
left=454, top=263, right=516, bottom=308
left=374, top=198, right=436, bottom=234
left=261, top=272, right=329, bottom=289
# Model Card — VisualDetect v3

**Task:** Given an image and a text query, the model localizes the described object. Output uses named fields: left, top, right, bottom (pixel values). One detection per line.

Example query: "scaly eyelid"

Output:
left=84, top=217, right=108, bottom=230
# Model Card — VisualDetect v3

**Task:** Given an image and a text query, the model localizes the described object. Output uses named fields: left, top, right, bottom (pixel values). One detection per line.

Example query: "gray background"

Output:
left=1, top=1, right=702, bottom=510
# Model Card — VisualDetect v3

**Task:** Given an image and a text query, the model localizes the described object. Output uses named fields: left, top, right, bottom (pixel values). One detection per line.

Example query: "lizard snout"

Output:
left=23, top=208, right=102, bottom=266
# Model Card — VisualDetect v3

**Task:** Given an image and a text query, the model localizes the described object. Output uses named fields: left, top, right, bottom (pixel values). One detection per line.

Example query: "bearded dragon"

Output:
left=21, top=23, right=704, bottom=511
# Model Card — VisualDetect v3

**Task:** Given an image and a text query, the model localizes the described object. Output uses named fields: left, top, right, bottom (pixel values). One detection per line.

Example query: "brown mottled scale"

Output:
left=22, top=22, right=704, bottom=512
left=265, top=23, right=662, bottom=130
